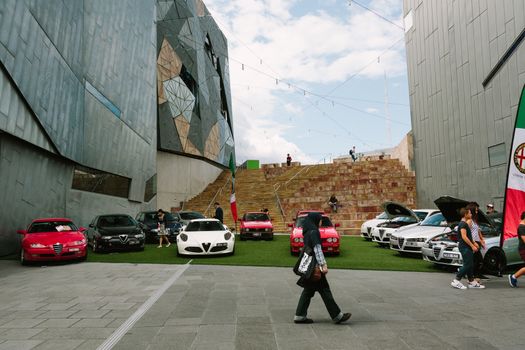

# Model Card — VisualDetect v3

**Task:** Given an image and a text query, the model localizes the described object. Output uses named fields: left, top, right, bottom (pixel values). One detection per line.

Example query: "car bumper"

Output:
left=361, top=228, right=373, bottom=239
left=178, top=243, right=234, bottom=256
left=97, top=238, right=144, bottom=251
left=389, top=239, right=424, bottom=254
left=421, top=247, right=463, bottom=266
left=290, top=242, right=340, bottom=254
left=240, top=230, right=273, bottom=239
left=23, top=246, right=87, bottom=261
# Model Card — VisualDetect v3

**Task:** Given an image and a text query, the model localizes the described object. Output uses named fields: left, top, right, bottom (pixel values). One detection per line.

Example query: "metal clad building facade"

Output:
left=0, top=0, right=234, bottom=255
left=404, top=0, right=525, bottom=209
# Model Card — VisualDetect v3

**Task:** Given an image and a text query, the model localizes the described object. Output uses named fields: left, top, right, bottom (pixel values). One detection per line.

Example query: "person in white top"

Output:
left=467, top=203, right=486, bottom=282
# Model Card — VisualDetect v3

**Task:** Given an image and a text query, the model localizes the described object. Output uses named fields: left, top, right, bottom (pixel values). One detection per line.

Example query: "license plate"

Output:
left=129, top=241, right=137, bottom=245
left=69, top=248, right=80, bottom=252
left=443, top=253, right=458, bottom=258
left=253, top=233, right=261, bottom=237
left=216, top=243, right=227, bottom=247
left=327, top=247, right=333, bottom=251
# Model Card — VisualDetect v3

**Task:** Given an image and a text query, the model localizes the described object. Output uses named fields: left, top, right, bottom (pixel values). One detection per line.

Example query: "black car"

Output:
left=135, top=211, right=182, bottom=243
left=87, top=214, right=145, bottom=252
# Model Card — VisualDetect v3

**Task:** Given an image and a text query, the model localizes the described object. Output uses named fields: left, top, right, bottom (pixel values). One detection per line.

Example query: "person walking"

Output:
left=156, top=209, right=171, bottom=248
left=508, top=211, right=525, bottom=287
left=467, top=202, right=487, bottom=281
left=213, top=202, right=224, bottom=223
left=294, top=212, right=351, bottom=324
left=451, top=207, right=485, bottom=289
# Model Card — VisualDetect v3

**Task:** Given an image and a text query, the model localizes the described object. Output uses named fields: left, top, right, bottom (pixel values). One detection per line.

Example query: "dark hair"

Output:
left=157, top=209, right=164, bottom=214
left=459, top=207, right=470, bottom=218
left=214, top=202, right=220, bottom=205
left=521, top=211, right=525, bottom=220
left=466, top=203, right=478, bottom=222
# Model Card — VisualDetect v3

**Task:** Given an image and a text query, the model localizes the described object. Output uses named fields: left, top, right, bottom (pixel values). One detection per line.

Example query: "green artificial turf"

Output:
left=86, top=235, right=440, bottom=273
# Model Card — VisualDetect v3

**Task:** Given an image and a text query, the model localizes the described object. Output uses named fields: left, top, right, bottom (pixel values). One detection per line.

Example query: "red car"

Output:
left=239, top=212, right=273, bottom=240
left=18, top=218, right=88, bottom=265
left=289, top=214, right=341, bottom=255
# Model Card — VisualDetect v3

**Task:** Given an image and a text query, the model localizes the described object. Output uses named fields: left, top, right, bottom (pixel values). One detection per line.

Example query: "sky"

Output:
left=204, top=0, right=410, bottom=165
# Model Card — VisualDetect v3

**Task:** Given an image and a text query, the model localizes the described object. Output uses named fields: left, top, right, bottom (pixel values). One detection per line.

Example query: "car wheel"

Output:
left=484, top=249, right=506, bottom=276
left=20, top=249, right=28, bottom=266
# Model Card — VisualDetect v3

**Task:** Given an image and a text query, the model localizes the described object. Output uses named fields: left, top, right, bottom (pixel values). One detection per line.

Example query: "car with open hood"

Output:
left=289, top=213, right=341, bottom=255
left=360, top=212, right=389, bottom=240
left=18, top=218, right=88, bottom=265
left=176, top=211, right=206, bottom=226
left=176, top=218, right=235, bottom=256
left=135, top=211, right=182, bottom=243
left=239, top=212, right=273, bottom=240
left=86, top=214, right=145, bottom=252
left=371, top=202, right=439, bottom=246
left=421, top=196, right=522, bottom=275
left=389, top=212, right=449, bottom=254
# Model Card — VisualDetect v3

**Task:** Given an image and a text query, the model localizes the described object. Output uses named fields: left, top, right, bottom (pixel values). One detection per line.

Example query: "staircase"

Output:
left=183, top=158, right=416, bottom=235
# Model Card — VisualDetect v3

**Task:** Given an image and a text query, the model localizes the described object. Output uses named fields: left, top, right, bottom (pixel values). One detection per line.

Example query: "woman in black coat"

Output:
left=294, top=212, right=351, bottom=324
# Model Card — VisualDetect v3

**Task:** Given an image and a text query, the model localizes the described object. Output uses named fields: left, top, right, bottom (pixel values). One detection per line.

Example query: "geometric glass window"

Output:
left=71, top=166, right=130, bottom=199
left=144, top=174, right=157, bottom=202
left=488, top=143, right=506, bottom=167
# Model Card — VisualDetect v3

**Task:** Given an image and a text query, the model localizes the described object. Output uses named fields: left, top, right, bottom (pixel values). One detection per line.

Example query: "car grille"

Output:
left=433, top=246, right=441, bottom=259
left=404, top=246, right=420, bottom=251
left=367, top=227, right=371, bottom=235
left=210, top=246, right=228, bottom=252
left=398, top=238, right=404, bottom=247
left=379, top=229, right=385, bottom=239
left=53, top=243, right=63, bottom=255
left=185, top=247, right=203, bottom=253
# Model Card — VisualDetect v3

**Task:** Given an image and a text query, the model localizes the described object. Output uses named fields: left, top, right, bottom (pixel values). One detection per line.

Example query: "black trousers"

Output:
left=295, top=279, right=341, bottom=320
left=473, top=242, right=484, bottom=277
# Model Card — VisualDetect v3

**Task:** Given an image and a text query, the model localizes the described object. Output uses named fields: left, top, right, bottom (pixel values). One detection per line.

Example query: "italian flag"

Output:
left=503, top=85, right=525, bottom=242
left=229, top=154, right=238, bottom=222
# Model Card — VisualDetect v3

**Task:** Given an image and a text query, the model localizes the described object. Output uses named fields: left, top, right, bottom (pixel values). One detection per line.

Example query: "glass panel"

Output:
left=144, top=174, right=157, bottom=202
left=85, top=81, right=121, bottom=118
left=488, top=143, right=506, bottom=167
left=72, top=165, right=130, bottom=199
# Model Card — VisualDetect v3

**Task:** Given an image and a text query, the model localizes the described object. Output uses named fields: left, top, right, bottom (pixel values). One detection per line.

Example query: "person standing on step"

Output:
left=349, top=146, right=357, bottom=162
left=156, top=209, right=171, bottom=248
left=294, top=212, right=351, bottom=324
left=451, top=207, right=485, bottom=289
left=508, top=211, right=525, bottom=287
left=213, top=202, right=224, bottom=223
left=286, top=154, right=292, bottom=166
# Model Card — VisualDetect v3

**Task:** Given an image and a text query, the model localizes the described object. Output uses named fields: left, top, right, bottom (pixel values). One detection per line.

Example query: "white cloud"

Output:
left=205, top=0, right=406, bottom=164
left=366, top=107, right=379, bottom=113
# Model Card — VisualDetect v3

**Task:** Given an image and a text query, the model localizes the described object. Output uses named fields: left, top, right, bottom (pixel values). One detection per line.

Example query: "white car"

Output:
left=390, top=212, right=450, bottom=254
left=421, top=196, right=522, bottom=275
left=371, top=202, right=439, bottom=246
left=360, top=212, right=389, bottom=240
left=176, top=219, right=235, bottom=256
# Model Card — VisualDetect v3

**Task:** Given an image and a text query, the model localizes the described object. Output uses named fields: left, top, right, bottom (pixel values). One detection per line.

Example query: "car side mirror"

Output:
left=287, top=223, right=293, bottom=228
left=335, top=223, right=340, bottom=228
left=17, top=229, right=27, bottom=235
left=79, top=227, right=87, bottom=232
left=89, top=223, right=94, bottom=228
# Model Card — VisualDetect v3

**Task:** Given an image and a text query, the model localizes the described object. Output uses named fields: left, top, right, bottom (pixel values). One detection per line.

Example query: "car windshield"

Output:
left=144, top=212, right=176, bottom=223
left=98, top=215, right=135, bottom=227
left=420, top=213, right=447, bottom=227
left=295, top=216, right=332, bottom=228
left=414, top=211, right=430, bottom=221
left=28, top=221, right=77, bottom=233
left=245, top=213, right=270, bottom=221
left=376, top=212, right=388, bottom=219
left=391, top=216, right=418, bottom=224
left=179, top=212, right=205, bottom=220
left=185, top=220, right=224, bottom=231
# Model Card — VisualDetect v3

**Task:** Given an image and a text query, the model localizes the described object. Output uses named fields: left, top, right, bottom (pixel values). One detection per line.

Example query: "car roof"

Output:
left=32, top=218, right=73, bottom=223
left=98, top=214, right=131, bottom=217
left=188, top=218, right=220, bottom=222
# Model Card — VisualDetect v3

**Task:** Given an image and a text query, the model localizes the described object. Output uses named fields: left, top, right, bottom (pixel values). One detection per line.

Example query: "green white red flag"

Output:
left=229, top=154, right=238, bottom=222
left=502, top=84, right=525, bottom=243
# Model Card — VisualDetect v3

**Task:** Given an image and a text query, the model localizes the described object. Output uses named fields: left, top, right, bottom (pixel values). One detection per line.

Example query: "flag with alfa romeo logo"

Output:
left=502, top=85, right=525, bottom=244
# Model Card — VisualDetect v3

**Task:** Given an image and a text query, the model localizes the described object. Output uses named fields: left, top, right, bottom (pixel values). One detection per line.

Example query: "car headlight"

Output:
left=265, top=228, right=270, bottom=232
left=327, top=237, right=332, bottom=243
left=391, top=235, right=397, bottom=240
left=134, top=234, right=144, bottom=239
left=293, top=237, right=303, bottom=243
left=30, top=243, right=46, bottom=248
left=102, top=236, right=111, bottom=240
left=416, top=238, right=426, bottom=242
left=332, top=237, right=338, bottom=243
left=71, top=239, right=86, bottom=245
left=224, top=232, right=232, bottom=240
left=245, top=228, right=250, bottom=232
left=179, top=233, right=188, bottom=242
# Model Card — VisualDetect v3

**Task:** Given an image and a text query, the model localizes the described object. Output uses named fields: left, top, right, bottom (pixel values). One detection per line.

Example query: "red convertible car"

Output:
left=18, top=218, right=88, bottom=265
left=239, top=212, right=273, bottom=240
left=289, top=213, right=341, bottom=255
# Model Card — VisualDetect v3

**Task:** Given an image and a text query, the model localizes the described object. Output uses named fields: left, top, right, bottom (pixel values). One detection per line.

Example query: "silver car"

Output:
left=360, top=212, right=388, bottom=240
left=390, top=212, right=450, bottom=254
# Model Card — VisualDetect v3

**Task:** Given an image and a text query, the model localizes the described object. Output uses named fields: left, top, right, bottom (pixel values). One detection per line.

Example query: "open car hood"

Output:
left=433, top=196, right=492, bottom=226
left=382, top=202, right=418, bottom=220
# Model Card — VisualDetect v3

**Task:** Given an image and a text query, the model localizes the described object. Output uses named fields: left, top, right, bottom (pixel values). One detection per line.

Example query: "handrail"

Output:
left=274, top=188, right=286, bottom=224
left=204, top=167, right=241, bottom=216
left=274, top=164, right=313, bottom=192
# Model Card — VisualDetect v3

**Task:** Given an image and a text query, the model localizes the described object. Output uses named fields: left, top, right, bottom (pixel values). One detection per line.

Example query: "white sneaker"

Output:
left=468, top=281, right=485, bottom=289
left=451, top=279, right=467, bottom=290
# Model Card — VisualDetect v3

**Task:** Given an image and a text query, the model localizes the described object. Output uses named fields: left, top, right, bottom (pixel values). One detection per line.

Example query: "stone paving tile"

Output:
left=0, top=328, right=44, bottom=340
left=0, top=319, right=46, bottom=329
left=36, top=319, right=80, bottom=328
left=71, top=318, right=114, bottom=328
left=32, top=339, right=84, bottom=350
left=35, top=310, right=78, bottom=319
left=0, top=340, right=43, bottom=350
left=69, top=309, right=110, bottom=319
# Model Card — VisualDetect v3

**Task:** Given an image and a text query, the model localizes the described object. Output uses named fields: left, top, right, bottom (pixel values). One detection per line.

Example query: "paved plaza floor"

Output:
left=0, top=260, right=523, bottom=350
